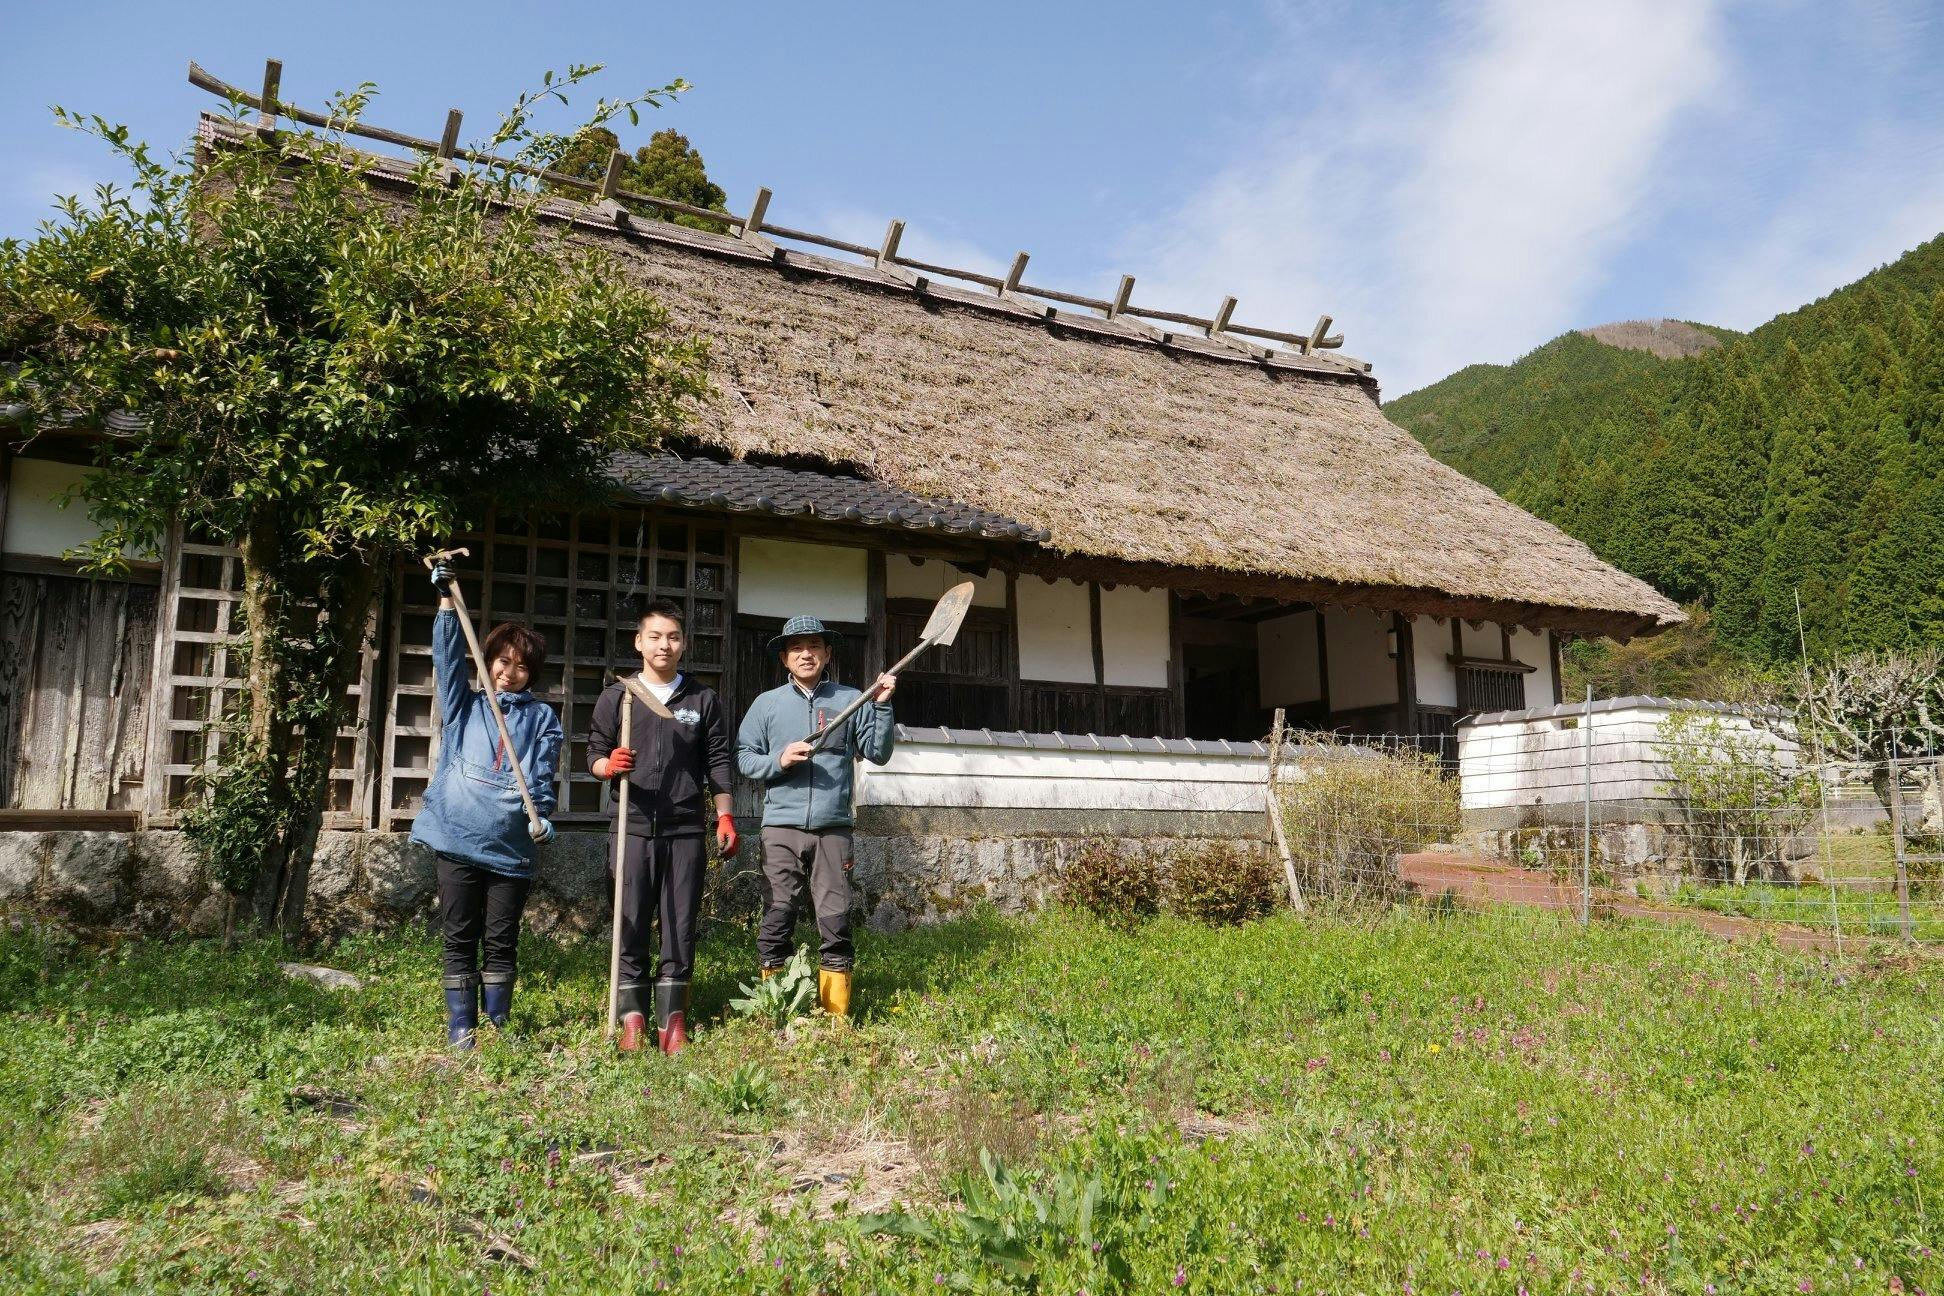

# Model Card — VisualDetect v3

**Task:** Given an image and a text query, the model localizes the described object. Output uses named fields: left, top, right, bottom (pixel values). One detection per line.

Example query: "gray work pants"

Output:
left=757, top=826, right=854, bottom=971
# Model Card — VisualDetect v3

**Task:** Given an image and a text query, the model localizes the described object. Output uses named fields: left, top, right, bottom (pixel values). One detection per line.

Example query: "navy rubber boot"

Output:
left=443, top=977, right=479, bottom=1050
left=482, top=980, right=513, bottom=1030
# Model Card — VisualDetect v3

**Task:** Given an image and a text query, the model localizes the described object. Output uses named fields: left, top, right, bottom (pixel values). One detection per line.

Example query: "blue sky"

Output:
left=4, top=0, right=1941, bottom=395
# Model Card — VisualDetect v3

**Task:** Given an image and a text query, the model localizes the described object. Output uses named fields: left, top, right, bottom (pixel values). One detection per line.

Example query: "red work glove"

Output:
left=716, top=813, right=739, bottom=855
left=604, top=747, right=635, bottom=777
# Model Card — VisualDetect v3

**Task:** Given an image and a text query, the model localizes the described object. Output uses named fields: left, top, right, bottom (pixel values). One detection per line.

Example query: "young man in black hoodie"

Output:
left=588, top=599, right=737, bottom=1054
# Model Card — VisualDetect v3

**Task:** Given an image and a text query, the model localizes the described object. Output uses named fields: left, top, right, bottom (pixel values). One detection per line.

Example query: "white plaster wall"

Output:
left=884, top=555, right=1006, bottom=608
left=1017, top=576, right=1095, bottom=684
left=859, top=740, right=1267, bottom=813
left=1099, top=585, right=1169, bottom=688
left=1257, top=609, right=1320, bottom=707
left=3, top=458, right=113, bottom=560
left=1460, top=620, right=1501, bottom=659
left=1325, top=608, right=1395, bottom=711
left=1511, top=628, right=1556, bottom=705
left=1412, top=615, right=1457, bottom=708
left=737, top=537, right=868, bottom=622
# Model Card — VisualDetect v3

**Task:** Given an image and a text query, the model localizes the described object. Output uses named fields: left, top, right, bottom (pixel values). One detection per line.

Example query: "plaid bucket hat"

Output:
left=767, top=614, right=834, bottom=655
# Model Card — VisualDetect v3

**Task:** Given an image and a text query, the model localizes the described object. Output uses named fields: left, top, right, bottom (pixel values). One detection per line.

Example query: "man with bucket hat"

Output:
left=735, top=614, right=899, bottom=1017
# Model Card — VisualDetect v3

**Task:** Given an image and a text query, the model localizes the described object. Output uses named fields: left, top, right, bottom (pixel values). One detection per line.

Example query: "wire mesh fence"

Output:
left=1265, top=714, right=1944, bottom=948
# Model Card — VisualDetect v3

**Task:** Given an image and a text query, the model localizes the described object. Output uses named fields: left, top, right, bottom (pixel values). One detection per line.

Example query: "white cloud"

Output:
left=1678, top=120, right=1944, bottom=331
left=1120, top=0, right=1729, bottom=395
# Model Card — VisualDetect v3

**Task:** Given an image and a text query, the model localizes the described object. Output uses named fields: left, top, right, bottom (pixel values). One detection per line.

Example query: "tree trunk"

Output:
left=274, top=552, right=384, bottom=941
left=236, top=512, right=302, bottom=930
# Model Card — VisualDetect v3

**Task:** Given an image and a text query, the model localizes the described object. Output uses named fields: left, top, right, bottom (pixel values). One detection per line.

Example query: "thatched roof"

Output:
left=568, top=223, right=1679, bottom=637
left=199, top=114, right=1682, bottom=638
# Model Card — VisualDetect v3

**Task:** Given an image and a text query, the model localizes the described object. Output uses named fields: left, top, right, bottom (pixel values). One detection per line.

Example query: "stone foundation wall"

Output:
left=1462, top=819, right=1816, bottom=897
left=0, top=824, right=1267, bottom=939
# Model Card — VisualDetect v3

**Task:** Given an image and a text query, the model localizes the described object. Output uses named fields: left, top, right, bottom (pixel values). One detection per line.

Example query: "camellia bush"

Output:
left=0, top=69, right=710, bottom=938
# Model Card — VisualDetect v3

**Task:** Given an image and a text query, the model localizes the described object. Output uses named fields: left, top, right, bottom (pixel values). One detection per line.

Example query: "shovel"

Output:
left=422, top=548, right=546, bottom=839
left=809, top=581, right=974, bottom=750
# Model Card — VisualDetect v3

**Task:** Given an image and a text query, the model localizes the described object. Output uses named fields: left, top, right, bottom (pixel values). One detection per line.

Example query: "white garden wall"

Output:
left=1457, top=696, right=1798, bottom=821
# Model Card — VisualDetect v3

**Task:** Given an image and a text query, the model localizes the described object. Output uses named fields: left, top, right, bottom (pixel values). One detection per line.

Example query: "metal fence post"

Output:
left=1889, top=734, right=1915, bottom=943
left=1581, top=686, right=1593, bottom=929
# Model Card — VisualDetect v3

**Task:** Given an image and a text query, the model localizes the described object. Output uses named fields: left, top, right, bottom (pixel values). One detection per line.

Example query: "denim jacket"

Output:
left=409, top=608, right=562, bottom=877
left=735, top=678, right=894, bottom=830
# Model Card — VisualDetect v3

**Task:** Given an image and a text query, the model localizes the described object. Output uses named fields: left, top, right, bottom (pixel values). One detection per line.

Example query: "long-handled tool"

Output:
left=605, top=694, right=632, bottom=1036
left=809, top=581, right=975, bottom=750
left=421, top=548, right=545, bottom=839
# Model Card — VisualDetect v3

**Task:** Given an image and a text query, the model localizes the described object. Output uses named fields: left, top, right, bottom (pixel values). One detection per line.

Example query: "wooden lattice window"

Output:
left=378, top=508, right=732, bottom=829
left=885, top=600, right=1011, bottom=730
left=1457, top=665, right=1527, bottom=715
left=145, top=525, right=376, bottom=826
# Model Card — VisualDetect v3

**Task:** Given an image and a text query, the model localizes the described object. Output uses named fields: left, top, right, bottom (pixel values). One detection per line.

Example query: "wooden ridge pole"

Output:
left=185, top=57, right=1367, bottom=372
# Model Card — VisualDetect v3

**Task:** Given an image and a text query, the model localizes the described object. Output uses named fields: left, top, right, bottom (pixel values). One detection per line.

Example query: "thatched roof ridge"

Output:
left=197, top=115, right=1681, bottom=636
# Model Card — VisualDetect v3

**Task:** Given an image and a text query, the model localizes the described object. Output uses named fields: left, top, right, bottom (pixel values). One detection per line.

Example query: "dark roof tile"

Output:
left=606, top=451, right=1048, bottom=543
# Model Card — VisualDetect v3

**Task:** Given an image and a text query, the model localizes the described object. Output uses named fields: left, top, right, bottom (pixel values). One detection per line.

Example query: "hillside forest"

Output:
left=1386, top=234, right=1944, bottom=694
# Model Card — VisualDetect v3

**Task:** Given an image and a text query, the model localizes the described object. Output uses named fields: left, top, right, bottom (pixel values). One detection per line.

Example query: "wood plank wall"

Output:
left=0, top=571, right=157, bottom=811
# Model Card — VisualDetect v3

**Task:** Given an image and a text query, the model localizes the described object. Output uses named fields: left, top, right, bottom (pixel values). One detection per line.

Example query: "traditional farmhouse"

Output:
left=0, top=73, right=1680, bottom=929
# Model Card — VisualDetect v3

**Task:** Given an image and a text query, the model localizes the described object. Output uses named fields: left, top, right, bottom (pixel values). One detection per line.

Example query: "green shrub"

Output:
left=1658, top=711, right=1817, bottom=886
left=1057, top=842, right=1160, bottom=928
left=1164, top=840, right=1278, bottom=925
left=1277, top=738, right=1459, bottom=903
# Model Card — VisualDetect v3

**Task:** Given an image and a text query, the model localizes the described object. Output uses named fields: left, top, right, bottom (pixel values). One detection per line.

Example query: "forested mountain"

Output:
left=1386, top=234, right=1944, bottom=668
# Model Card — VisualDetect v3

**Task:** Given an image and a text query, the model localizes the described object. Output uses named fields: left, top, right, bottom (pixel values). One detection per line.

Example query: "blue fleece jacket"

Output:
left=409, top=608, right=562, bottom=876
left=735, top=678, right=895, bottom=830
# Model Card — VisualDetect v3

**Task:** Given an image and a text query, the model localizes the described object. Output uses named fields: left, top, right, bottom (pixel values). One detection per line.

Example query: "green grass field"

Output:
left=1, top=908, right=1937, bottom=1293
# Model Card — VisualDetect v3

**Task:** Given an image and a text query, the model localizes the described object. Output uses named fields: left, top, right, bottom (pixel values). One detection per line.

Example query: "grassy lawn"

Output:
left=0, top=908, right=1937, bottom=1294
left=1672, top=880, right=1944, bottom=943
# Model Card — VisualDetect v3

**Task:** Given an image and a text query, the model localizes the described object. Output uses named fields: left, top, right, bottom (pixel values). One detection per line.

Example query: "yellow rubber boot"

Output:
left=759, top=966, right=780, bottom=981
left=817, top=968, right=852, bottom=1019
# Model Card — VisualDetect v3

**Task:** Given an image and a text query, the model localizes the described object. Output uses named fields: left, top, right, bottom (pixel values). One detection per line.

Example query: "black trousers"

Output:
left=611, top=832, right=708, bottom=990
left=437, top=854, right=532, bottom=988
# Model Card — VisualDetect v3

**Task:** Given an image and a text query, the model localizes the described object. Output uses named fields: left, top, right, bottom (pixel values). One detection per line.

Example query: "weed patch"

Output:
left=70, top=1087, right=241, bottom=1214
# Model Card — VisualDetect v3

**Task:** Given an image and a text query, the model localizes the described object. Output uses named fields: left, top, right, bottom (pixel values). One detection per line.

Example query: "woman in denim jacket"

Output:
left=410, top=561, right=563, bottom=1048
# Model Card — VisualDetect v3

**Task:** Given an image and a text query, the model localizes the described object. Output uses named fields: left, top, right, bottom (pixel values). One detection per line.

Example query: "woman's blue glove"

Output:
left=429, top=561, right=455, bottom=591
left=531, top=819, right=557, bottom=844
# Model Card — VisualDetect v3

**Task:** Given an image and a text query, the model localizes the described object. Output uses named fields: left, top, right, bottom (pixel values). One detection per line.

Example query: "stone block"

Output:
left=43, top=832, right=131, bottom=917
left=0, top=832, right=48, bottom=901
left=362, top=834, right=438, bottom=918
left=132, top=831, right=205, bottom=906
left=126, top=832, right=212, bottom=934
left=528, top=831, right=607, bottom=937
left=308, top=833, right=363, bottom=910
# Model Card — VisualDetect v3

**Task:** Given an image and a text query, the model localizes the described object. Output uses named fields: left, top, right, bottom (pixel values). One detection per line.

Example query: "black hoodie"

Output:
left=587, top=675, right=735, bottom=837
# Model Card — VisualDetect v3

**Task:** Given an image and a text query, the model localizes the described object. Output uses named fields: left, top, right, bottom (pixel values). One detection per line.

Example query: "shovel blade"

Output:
left=921, top=581, right=976, bottom=647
